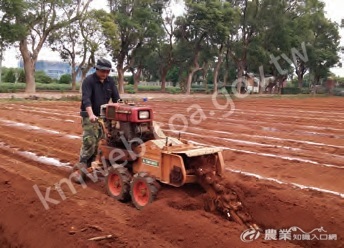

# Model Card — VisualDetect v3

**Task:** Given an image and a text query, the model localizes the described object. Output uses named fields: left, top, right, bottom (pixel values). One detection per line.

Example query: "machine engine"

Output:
left=100, top=103, right=155, bottom=148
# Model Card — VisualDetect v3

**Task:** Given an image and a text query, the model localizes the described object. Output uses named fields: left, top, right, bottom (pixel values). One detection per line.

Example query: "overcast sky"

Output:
left=2, top=0, right=344, bottom=76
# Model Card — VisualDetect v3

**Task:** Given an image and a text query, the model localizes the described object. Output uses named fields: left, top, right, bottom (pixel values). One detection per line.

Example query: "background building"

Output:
left=18, top=60, right=97, bottom=81
left=19, top=60, right=71, bottom=79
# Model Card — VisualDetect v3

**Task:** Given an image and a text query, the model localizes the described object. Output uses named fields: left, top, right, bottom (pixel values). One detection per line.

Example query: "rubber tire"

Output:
left=106, top=166, right=131, bottom=202
left=130, top=172, right=159, bottom=210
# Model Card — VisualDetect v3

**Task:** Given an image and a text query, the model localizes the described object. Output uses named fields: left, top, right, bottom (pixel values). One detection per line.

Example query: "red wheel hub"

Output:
left=133, top=180, right=149, bottom=206
left=108, top=173, right=122, bottom=196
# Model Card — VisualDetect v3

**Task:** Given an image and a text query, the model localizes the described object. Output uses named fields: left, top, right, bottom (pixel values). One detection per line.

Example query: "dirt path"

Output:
left=0, top=95, right=343, bottom=247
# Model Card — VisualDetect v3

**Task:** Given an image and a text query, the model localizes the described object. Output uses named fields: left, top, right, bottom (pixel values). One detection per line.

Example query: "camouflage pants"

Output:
left=79, top=117, right=104, bottom=167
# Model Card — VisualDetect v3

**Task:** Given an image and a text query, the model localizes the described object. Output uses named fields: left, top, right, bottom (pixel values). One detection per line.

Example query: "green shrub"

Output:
left=0, top=83, right=25, bottom=93
left=124, top=84, right=134, bottom=91
left=281, top=87, right=302, bottom=94
left=333, top=88, right=344, bottom=96
left=314, top=86, right=327, bottom=94
left=59, top=74, right=72, bottom=84
left=35, top=71, right=53, bottom=84
left=0, top=82, right=80, bottom=92
left=138, top=86, right=161, bottom=92
left=166, top=87, right=181, bottom=94
left=300, top=88, right=310, bottom=94
left=3, top=69, right=16, bottom=83
left=126, top=89, right=136, bottom=94
left=222, top=86, right=234, bottom=94
left=17, top=69, right=25, bottom=83
left=191, top=87, right=206, bottom=93
left=36, top=83, right=79, bottom=91
left=166, top=66, right=179, bottom=85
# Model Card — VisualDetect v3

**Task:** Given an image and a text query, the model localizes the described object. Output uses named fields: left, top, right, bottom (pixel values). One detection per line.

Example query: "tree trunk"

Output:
left=223, top=70, right=228, bottom=87
left=79, top=70, right=87, bottom=93
left=213, top=58, right=223, bottom=94
left=258, top=81, right=263, bottom=94
left=24, top=61, right=35, bottom=93
left=203, top=66, right=208, bottom=93
left=79, top=78, right=83, bottom=93
left=315, top=75, right=321, bottom=85
left=80, top=65, right=92, bottom=93
left=0, top=62, right=2, bottom=84
left=277, top=81, right=281, bottom=94
left=186, top=49, right=203, bottom=95
left=186, top=67, right=203, bottom=95
left=19, top=40, right=37, bottom=93
left=71, top=60, right=77, bottom=91
left=71, top=70, right=77, bottom=91
left=0, top=47, right=3, bottom=84
left=258, top=76, right=264, bottom=94
left=160, top=67, right=169, bottom=92
left=115, top=50, right=127, bottom=94
left=185, top=70, right=194, bottom=95
left=81, top=71, right=87, bottom=83
left=213, top=45, right=224, bottom=94
left=199, top=62, right=208, bottom=92
left=298, top=74, right=303, bottom=89
left=133, top=68, right=142, bottom=93
left=178, top=67, right=187, bottom=93
left=236, top=61, right=244, bottom=94
left=117, top=66, right=125, bottom=94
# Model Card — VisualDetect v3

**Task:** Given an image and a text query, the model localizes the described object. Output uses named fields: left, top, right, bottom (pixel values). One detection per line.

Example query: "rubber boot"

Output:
left=71, top=162, right=88, bottom=184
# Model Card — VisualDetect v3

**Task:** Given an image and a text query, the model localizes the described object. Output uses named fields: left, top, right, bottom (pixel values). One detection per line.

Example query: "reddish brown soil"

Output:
left=0, top=95, right=343, bottom=248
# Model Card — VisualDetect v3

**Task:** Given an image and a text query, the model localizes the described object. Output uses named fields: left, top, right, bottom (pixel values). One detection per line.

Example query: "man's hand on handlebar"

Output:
left=89, top=114, right=98, bottom=123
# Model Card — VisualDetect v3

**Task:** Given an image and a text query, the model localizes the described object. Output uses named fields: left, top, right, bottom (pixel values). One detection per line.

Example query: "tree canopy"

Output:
left=0, top=0, right=341, bottom=93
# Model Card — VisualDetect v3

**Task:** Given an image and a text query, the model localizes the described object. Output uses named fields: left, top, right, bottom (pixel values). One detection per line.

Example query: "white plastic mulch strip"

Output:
left=226, top=168, right=344, bottom=199
left=235, top=108, right=344, bottom=121
left=0, top=142, right=70, bottom=168
left=165, top=128, right=300, bottom=150
left=2, top=105, right=77, bottom=118
left=157, top=110, right=344, bottom=133
left=0, top=119, right=80, bottom=140
left=161, top=121, right=344, bottom=149
left=224, top=147, right=343, bottom=169
left=165, top=129, right=343, bottom=170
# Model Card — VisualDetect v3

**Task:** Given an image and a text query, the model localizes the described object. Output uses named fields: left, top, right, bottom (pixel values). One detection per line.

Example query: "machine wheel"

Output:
left=130, top=172, right=159, bottom=210
left=106, top=166, right=132, bottom=202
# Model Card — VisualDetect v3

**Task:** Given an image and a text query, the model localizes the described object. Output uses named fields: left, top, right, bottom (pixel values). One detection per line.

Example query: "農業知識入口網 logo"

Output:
left=240, top=226, right=337, bottom=242
left=240, top=228, right=261, bottom=242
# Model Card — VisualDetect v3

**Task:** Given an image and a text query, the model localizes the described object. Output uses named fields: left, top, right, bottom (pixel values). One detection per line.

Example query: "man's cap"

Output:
left=95, top=58, right=112, bottom=70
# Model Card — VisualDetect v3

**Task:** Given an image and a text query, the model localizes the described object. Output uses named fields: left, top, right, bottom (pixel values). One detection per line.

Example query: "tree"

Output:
left=166, top=65, right=179, bottom=85
left=99, top=0, right=166, bottom=94
left=207, top=2, right=236, bottom=93
left=49, top=9, right=106, bottom=91
left=287, top=0, right=333, bottom=88
left=174, top=0, right=238, bottom=94
left=157, top=10, right=176, bottom=92
left=245, top=0, right=297, bottom=92
left=0, top=0, right=27, bottom=84
left=307, top=17, right=340, bottom=84
left=141, top=51, right=160, bottom=81
left=14, top=0, right=92, bottom=93
left=224, top=0, right=261, bottom=93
